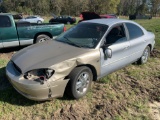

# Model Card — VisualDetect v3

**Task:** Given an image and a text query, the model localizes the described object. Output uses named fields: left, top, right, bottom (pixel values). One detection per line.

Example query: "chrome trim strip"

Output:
left=0, top=43, right=3, bottom=48
left=3, top=41, right=19, bottom=48
left=20, top=39, right=33, bottom=45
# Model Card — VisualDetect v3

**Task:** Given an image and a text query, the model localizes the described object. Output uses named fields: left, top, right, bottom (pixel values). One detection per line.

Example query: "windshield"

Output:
left=56, top=23, right=108, bottom=48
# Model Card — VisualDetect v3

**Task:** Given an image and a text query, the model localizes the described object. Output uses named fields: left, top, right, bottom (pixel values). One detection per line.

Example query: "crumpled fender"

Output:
left=50, top=59, right=77, bottom=80
left=49, top=50, right=101, bottom=81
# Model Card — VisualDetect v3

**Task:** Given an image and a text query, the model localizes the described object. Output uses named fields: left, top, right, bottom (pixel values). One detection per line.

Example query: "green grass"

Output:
left=0, top=18, right=160, bottom=119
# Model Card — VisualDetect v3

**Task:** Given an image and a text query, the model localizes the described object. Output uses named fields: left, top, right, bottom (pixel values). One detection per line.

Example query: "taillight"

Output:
left=63, top=26, right=66, bottom=32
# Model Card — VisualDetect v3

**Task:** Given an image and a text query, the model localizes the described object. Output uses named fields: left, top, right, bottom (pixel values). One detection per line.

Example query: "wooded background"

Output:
left=0, top=0, right=160, bottom=16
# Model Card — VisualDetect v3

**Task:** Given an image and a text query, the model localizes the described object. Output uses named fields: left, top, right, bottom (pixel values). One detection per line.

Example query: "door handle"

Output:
left=124, top=45, right=129, bottom=49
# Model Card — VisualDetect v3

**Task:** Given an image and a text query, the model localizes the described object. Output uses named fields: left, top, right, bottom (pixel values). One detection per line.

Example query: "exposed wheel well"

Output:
left=34, top=32, right=52, bottom=43
left=73, top=64, right=98, bottom=81
left=86, top=64, right=97, bottom=81
left=65, top=65, right=98, bottom=81
left=148, top=44, right=152, bottom=51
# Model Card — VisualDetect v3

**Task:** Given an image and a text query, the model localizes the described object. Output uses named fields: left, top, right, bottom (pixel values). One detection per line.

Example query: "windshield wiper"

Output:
left=63, top=36, right=82, bottom=48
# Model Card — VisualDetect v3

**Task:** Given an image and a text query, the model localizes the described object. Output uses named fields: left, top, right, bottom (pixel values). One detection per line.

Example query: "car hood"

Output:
left=11, top=40, right=91, bottom=74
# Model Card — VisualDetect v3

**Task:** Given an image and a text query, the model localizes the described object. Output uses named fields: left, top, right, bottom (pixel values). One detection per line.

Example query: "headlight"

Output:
left=24, top=69, right=54, bottom=80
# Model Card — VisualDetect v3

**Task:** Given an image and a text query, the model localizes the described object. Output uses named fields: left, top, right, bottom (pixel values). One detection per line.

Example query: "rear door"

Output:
left=0, top=15, right=19, bottom=48
left=125, top=22, right=147, bottom=62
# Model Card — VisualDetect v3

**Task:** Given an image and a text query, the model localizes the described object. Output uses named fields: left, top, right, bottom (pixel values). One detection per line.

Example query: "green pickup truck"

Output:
left=0, top=13, right=65, bottom=48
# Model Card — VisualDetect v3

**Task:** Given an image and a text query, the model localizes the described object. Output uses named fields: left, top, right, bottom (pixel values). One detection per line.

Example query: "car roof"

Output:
left=83, top=18, right=136, bottom=26
left=82, top=18, right=147, bottom=34
left=27, top=15, right=40, bottom=17
left=0, top=13, right=12, bottom=15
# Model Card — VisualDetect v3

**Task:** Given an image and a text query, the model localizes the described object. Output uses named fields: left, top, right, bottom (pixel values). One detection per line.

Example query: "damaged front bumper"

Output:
left=6, top=61, right=69, bottom=101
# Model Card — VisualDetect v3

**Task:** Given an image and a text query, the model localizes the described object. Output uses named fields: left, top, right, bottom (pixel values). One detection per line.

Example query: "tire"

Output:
left=36, top=34, right=51, bottom=43
left=137, top=46, right=150, bottom=64
left=67, top=66, right=93, bottom=99
left=37, top=20, right=42, bottom=24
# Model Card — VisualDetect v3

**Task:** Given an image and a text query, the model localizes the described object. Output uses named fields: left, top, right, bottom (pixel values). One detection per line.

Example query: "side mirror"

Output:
left=104, top=48, right=112, bottom=58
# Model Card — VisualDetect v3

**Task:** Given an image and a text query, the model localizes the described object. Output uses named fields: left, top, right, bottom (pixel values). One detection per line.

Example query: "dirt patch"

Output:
left=0, top=48, right=160, bottom=120
left=149, top=102, right=160, bottom=120
left=0, top=52, right=15, bottom=60
left=52, top=72, right=160, bottom=120
left=151, top=49, right=160, bottom=58
left=53, top=100, right=91, bottom=120
left=0, top=46, right=26, bottom=60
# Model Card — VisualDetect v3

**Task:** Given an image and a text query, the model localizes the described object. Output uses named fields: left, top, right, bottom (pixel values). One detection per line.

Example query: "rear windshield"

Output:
left=56, top=22, right=108, bottom=48
left=0, top=15, right=11, bottom=27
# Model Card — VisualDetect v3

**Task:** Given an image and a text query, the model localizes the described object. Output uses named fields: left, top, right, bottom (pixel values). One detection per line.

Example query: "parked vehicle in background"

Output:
left=78, top=12, right=101, bottom=23
left=129, top=14, right=152, bottom=20
left=13, top=13, right=23, bottom=20
left=19, top=15, right=44, bottom=23
left=100, top=14, right=118, bottom=19
left=0, top=13, right=66, bottom=49
left=49, top=15, right=76, bottom=24
left=6, top=19, right=155, bottom=101
left=78, top=12, right=118, bottom=23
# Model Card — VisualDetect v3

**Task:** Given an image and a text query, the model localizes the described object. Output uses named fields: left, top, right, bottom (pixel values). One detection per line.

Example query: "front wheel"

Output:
left=137, top=46, right=150, bottom=64
left=67, top=66, right=93, bottom=99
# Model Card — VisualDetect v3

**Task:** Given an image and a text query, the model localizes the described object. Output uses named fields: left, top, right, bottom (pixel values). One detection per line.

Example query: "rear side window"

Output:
left=0, top=16, right=11, bottom=27
left=126, top=23, right=144, bottom=40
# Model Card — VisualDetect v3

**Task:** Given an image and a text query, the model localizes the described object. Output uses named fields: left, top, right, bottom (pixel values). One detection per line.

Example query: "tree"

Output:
left=150, top=0, right=160, bottom=16
left=0, top=0, right=121, bottom=16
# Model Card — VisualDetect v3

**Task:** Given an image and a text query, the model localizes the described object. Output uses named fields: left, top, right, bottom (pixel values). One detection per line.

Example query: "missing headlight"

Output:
left=45, top=69, right=54, bottom=79
left=24, top=69, right=54, bottom=80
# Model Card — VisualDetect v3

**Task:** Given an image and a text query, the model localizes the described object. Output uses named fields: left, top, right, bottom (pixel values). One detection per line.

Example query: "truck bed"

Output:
left=16, top=21, right=61, bottom=27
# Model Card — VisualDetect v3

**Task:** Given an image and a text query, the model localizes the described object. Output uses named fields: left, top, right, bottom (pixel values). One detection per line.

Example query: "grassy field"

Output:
left=0, top=18, right=160, bottom=120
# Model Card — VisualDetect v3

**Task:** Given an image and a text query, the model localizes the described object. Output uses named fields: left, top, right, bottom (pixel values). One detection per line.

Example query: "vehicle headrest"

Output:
left=110, top=28, right=120, bottom=35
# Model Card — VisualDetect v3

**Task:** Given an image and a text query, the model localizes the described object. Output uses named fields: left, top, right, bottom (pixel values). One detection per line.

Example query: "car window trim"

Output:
left=125, top=22, right=144, bottom=40
left=102, top=23, right=129, bottom=46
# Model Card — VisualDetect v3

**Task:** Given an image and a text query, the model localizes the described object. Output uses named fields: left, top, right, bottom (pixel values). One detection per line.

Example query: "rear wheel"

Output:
left=67, top=21, right=70, bottom=25
left=137, top=46, right=150, bottom=64
left=36, top=34, right=51, bottom=43
left=67, top=66, right=93, bottom=99
left=37, top=20, right=42, bottom=24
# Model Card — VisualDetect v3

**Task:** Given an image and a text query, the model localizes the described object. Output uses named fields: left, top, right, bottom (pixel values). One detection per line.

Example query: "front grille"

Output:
left=12, top=62, right=22, bottom=74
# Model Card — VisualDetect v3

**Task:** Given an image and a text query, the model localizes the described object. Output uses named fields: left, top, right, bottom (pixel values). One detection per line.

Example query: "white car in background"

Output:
left=19, top=16, right=44, bottom=24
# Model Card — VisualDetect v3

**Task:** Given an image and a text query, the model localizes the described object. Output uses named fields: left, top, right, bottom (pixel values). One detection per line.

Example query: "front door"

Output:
left=100, top=24, right=131, bottom=77
left=0, top=15, right=19, bottom=48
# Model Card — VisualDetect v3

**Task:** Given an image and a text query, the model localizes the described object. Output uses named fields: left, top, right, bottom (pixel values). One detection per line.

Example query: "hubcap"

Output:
left=38, top=21, right=42, bottom=24
left=142, top=48, right=149, bottom=63
left=38, top=38, right=48, bottom=43
left=76, top=72, right=90, bottom=94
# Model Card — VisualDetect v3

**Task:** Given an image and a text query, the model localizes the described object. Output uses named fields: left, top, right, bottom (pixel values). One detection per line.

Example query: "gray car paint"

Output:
left=12, top=40, right=97, bottom=74
left=6, top=19, right=155, bottom=100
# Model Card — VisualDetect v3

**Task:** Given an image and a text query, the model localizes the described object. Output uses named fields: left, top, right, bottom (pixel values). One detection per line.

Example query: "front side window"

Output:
left=26, top=16, right=36, bottom=19
left=105, top=24, right=127, bottom=45
left=56, top=23, right=108, bottom=48
left=32, top=16, right=36, bottom=19
left=0, top=16, right=11, bottom=27
left=26, top=17, right=31, bottom=19
left=126, top=23, right=144, bottom=40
